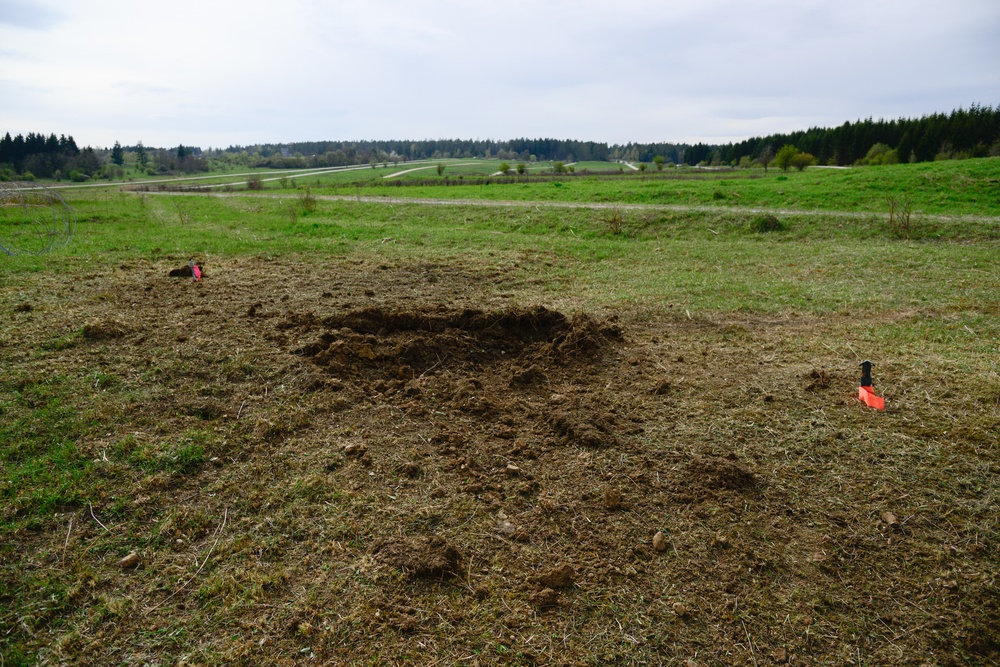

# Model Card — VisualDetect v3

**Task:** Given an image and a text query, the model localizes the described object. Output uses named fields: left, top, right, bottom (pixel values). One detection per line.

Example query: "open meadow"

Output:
left=2, top=159, right=999, bottom=665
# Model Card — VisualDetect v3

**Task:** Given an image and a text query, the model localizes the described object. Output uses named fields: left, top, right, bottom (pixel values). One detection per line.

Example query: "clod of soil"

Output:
left=670, top=454, right=757, bottom=501
left=804, top=368, right=833, bottom=391
left=82, top=318, right=130, bottom=340
left=13, top=302, right=32, bottom=313
left=510, top=364, right=549, bottom=387
left=372, top=535, right=463, bottom=579
left=548, top=407, right=618, bottom=449
left=536, top=564, right=576, bottom=589
left=529, top=588, right=560, bottom=609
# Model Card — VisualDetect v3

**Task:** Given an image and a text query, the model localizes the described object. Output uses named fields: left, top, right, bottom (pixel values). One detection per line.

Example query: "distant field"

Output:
left=2, top=159, right=998, bottom=665
left=335, top=158, right=1000, bottom=217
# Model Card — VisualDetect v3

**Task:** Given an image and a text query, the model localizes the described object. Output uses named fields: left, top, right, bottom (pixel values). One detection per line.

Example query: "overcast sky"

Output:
left=1, top=0, right=998, bottom=149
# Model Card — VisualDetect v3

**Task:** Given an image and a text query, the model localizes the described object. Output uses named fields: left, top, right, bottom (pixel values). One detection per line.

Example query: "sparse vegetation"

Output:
left=603, top=206, right=626, bottom=235
left=887, top=194, right=915, bottom=238
left=749, top=213, right=784, bottom=232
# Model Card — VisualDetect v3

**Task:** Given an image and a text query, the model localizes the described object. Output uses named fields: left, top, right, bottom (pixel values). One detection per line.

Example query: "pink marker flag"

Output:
left=190, top=261, right=202, bottom=282
left=859, top=385, right=884, bottom=410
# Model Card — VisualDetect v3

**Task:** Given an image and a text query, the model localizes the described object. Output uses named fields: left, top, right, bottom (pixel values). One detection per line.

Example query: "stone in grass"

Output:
left=118, top=552, right=140, bottom=568
left=652, top=531, right=667, bottom=552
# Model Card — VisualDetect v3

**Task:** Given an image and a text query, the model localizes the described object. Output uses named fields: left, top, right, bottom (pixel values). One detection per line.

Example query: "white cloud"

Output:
left=1, top=0, right=997, bottom=147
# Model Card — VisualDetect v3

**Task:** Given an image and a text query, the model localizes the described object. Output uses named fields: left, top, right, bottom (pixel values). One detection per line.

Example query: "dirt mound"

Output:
left=670, top=454, right=758, bottom=501
left=295, top=305, right=623, bottom=448
left=373, top=535, right=463, bottom=579
left=82, top=317, right=130, bottom=340
left=296, top=305, right=619, bottom=379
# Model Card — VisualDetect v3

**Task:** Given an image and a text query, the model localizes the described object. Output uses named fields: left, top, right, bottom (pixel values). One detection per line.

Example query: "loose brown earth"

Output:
left=3, top=256, right=998, bottom=666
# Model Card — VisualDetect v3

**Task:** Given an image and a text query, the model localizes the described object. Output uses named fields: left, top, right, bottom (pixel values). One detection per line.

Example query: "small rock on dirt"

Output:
left=652, top=531, right=667, bottom=552
left=773, top=647, right=789, bottom=663
left=342, top=443, right=367, bottom=458
left=881, top=511, right=900, bottom=528
left=505, top=463, right=521, bottom=476
left=118, top=552, right=140, bottom=568
left=498, top=520, right=519, bottom=536
left=672, top=602, right=687, bottom=616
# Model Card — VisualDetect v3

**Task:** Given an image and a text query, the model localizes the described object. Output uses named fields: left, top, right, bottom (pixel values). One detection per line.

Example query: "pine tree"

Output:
left=111, top=141, right=124, bottom=166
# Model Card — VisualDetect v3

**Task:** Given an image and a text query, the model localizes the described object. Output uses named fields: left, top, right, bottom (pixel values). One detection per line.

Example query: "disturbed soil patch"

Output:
left=1, top=256, right=998, bottom=666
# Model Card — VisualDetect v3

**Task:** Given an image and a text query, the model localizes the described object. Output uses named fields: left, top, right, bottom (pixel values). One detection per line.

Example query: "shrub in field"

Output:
left=247, top=174, right=264, bottom=190
left=750, top=214, right=784, bottom=232
left=858, top=143, right=899, bottom=166
left=436, top=163, right=445, bottom=176
left=887, top=195, right=915, bottom=238
left=604, top=207, right=626, bottom=235
left=499, top=162, right=510, bottom=175
left=712, top=189, right=727, bottom=200
left=516, top=162, right=526, bottom=174
left=774, top=144, right=800, bottom=171
left=791, top=152, right=816, bottom=171
left=300, top=188, right=317, bottom=214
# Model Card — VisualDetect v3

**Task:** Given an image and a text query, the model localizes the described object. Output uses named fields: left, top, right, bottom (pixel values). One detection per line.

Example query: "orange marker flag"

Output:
left=859, top=384, right=884, bottom=410
left=858, top=360, right=884, bottom=410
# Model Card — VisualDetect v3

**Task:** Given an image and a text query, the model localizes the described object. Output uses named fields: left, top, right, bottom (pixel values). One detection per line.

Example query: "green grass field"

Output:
left=2, top=158, right=999, bottom=665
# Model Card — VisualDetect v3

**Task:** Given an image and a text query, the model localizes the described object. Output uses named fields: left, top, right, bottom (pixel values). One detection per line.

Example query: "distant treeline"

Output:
left=3, top=105, right=998, bottom=180
left=229, top=105, right=1000, bottom=167
left=722, top=104, right=1000, bottom=166
left=228, top=138, right=612, bottom=168
left=0, top=132, right=205, bottom=180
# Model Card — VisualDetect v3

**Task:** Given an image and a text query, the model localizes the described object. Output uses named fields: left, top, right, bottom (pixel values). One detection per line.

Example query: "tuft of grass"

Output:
left=749, top=213, right=785, bottom=232
left=603, top=207, right=626, bottom=235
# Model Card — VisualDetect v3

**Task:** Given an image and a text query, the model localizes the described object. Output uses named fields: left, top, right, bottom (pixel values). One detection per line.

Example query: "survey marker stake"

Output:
left=858, top=360, right=884, bottom=410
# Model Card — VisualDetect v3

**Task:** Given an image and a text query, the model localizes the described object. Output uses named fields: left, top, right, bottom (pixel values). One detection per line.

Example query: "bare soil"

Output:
left=3, top=256, right=998, bottom=666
